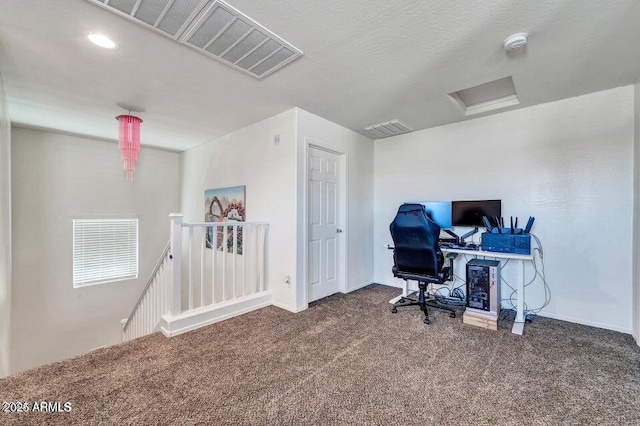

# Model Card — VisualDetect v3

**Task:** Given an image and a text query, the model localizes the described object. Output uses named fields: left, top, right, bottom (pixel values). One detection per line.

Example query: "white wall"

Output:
left=634, top=79, right=640, bottom=342
left=180, top=109, right=298, bottom=310
left=11, top=128, right=180, bottom=373
left=180, top=108, right=374, bottom=313
left=295, top=108, right=374, bottom=310
left=0, top=75, right=11, bottom=377
left=374, top=86, right=634, bottom=333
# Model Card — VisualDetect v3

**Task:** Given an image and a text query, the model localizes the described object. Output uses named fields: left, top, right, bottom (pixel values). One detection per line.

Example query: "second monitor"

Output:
left=452, top=200, right=501, bottom=227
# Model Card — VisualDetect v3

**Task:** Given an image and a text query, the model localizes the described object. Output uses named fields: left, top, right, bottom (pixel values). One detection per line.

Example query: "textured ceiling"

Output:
left=1, top=0, right=640, bottom=151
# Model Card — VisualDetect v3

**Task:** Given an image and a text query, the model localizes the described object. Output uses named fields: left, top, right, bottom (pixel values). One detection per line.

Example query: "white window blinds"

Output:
left=73, top=218, right=138, bottom=287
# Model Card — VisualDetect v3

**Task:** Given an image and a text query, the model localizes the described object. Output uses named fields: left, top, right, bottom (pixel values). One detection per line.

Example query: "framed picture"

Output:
left=204, top=186, right=246, bottom=253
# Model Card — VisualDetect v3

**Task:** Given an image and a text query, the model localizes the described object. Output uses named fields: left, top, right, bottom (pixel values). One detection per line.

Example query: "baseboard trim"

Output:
left=348, top=280, right=374, bottom=292
left=533, top=311, right=632, bottom=334
left=275, top=282, right=374, bottom=313
left=272, top=301, right=306, bottom=313
left=375, top=281, right=420, bottom=292
left=160, top=292, right=272, bottom=337
left=376, top=283, right=633, bottom=335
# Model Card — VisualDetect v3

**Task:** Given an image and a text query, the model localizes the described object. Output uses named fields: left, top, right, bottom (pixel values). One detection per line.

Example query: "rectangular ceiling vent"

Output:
left=87, top=0, right=303, bottom=79
left=448, top=76, right=520, bottom=116
left=363, top=119, right=413, bottom=139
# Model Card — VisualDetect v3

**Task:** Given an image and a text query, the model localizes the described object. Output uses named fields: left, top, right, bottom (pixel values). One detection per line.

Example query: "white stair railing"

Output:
left=180, top=220, right=269, bottom=312
left=121, top=215, right=270, bottom=342
left=121, top=241, right=171, bottom=342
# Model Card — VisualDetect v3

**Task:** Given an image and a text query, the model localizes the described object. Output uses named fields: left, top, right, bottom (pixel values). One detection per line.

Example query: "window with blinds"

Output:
left=72, top=218, right=139, bottom=287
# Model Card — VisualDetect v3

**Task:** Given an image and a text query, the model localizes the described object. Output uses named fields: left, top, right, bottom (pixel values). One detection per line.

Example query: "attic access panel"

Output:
left=448, top=76, right=520, bottom=115
left=86, top=0, right=303, bottom=79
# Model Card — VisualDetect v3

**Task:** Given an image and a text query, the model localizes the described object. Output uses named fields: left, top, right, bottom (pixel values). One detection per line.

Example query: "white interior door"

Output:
left=308, top=146, right=342, bottom=302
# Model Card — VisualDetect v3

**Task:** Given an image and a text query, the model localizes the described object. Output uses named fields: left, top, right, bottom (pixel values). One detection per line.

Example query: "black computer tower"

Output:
left=466, top=259, right=500, bottom=314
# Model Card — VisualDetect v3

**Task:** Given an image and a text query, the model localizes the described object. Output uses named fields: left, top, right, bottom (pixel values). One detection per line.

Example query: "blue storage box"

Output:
left=481, top=232, right=531, bottom=255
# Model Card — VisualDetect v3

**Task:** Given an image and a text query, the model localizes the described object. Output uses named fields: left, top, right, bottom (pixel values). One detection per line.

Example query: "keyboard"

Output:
left=441, top=243, right=480, bottom=251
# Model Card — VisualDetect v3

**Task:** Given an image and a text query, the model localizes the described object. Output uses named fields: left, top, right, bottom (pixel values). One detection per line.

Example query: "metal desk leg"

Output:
left=389, top=280, right=411, bottom=304
left=511, top=259, right=525, bottom=335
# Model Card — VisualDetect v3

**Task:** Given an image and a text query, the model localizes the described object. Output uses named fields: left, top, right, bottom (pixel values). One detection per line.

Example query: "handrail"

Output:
left=122, top=240, right=171, bottom=333
left=182, top=221, right=270, bottom=227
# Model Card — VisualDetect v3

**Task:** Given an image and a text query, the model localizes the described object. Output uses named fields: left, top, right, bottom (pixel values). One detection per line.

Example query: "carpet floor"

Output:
left=1, top=284, right=639, bottom=425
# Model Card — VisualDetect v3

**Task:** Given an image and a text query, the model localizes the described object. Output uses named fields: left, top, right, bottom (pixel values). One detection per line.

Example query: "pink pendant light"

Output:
left=116, top=114, right=142, bottom=181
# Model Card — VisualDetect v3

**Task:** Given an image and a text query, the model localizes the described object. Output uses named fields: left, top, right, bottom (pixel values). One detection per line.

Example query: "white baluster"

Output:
left=253, top=224, right=258, bottom=293
left=243, top=224, right=248, bottom=296
left=200, top=226, right=205, bottom=308
left=259, top=225, right=264, bottom=292
left=138, top=301, right=142, bottom=338
left=158, top=263, right=163, bottom=317
left=222, top=225, right=227, bottom=302
left=188, top=226, right=194, bottom=311
left=211, top=225, right=217, bottom=304
left=153, top=281, right=158, bottom=331
left=264, top=225, right=269, bottom=291
left=232, top=225, right=237, bottom=299
left=144, top=291, right=148, bottom=335
left=169, top=214, right=183, bottom=317
left=145, top=295, right=149, bottom=335
left=145, top=294, right=148, bottom=334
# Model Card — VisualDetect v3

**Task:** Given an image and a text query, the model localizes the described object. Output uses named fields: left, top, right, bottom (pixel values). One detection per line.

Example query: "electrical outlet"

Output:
left=284, top=275, right=291, bottom=287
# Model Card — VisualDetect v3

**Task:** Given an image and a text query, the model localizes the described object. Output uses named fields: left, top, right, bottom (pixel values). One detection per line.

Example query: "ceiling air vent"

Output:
left=363, top=119, right=413, bottom=139
left=448, top=76, right=519, bottom=116
left=86, top=0, right=303, bottom=79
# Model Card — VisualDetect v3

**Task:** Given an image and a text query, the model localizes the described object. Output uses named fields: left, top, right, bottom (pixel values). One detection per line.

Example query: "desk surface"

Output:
left=441, top=247, right=534, bottom=261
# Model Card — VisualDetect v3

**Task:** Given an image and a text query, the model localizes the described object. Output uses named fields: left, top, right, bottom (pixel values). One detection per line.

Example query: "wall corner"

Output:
left=0, top=73, right=12, bottom=377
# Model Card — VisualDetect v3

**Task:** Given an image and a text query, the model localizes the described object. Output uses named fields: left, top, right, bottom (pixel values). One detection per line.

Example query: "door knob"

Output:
left=336, top=229, right=343, bottom=233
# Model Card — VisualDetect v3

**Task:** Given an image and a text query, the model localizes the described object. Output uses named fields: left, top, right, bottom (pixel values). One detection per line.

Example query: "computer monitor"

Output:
left=419, top=201, right=452, bottom=229
left=451, top=200, right=501, bottom=227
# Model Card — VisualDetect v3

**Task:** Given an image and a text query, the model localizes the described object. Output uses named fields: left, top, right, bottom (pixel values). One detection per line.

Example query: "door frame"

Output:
left=303, top=138, right=348, bottom=305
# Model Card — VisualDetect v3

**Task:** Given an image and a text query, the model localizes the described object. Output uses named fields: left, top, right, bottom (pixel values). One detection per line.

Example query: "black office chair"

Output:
left=389, top=203, right=458, bottom=324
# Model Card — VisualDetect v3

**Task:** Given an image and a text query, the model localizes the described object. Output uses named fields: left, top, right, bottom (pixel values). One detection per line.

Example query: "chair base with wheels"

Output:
left=390, top=256, right=458, bottom=324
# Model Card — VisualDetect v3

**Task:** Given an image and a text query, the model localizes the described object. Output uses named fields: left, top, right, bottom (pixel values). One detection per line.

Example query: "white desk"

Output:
left=389, top=248, right=534, bottom=335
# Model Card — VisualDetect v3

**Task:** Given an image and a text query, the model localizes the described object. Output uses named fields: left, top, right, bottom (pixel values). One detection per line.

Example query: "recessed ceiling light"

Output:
left=87, top=33, right=118, bottom=50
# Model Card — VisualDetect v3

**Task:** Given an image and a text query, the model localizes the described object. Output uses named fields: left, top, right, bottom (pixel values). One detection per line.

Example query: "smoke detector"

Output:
left=503, top=33, right=528, bottom=51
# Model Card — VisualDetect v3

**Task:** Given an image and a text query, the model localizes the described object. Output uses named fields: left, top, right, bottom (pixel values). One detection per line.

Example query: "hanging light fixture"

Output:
left=116, top=113, right=142, bottom=181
